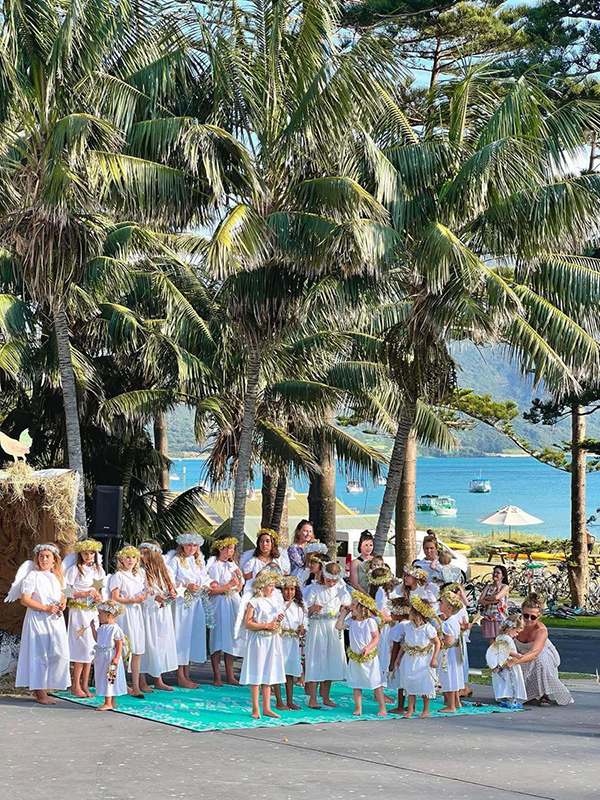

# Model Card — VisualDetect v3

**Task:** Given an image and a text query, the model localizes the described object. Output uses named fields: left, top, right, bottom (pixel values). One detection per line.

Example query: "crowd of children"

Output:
left=6, top=529, right=530, bottom=717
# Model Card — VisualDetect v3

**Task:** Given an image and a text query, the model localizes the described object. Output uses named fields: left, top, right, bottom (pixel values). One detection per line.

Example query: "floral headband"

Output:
left=139, top=542, right=162, bottom=554
left=280, top=575, right=300, bottom=589
left=253, top=569, right=282, bottom=591
left=322, top=563, right=342, bottom=582
left=351, top=589, right=378, bottom=614
left=410, top=593, right=438, bottom=620
left=214, top=537, right=238, bottom=550
left=117, top=546, right=140, bottom=559
left=305, top=541, right=328, bottom=556
left=97, top=601, right=124, bottom=616
left=176, top=533, right=204, bottom=547
left=404, top=565, right=429, bottom=583
left=34, top=543, right=60, bottom=556
left=368, top=568, right=398, bottom=587
left=257, top=527, right=278, bottom=543
left=73, top=539, right=102, bottom=553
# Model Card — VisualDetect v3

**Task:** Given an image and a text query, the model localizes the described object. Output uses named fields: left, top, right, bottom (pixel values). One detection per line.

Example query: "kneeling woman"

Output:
left=239, top=569, right=285, bottom=719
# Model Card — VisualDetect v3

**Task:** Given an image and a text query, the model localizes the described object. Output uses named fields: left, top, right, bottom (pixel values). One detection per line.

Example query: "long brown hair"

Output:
left=34, top=548, right=64, bottom=587
left=77, top=552, right=102, bottom=577
left=141, top=543, right=175, bottom=593
left=253, top=531, right=280, bottom=559
left=293, top=519, right=314, bottom=544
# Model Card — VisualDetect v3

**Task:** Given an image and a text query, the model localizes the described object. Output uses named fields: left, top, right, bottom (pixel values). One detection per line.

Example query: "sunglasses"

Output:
left=523, top=613, right=539, bottom=620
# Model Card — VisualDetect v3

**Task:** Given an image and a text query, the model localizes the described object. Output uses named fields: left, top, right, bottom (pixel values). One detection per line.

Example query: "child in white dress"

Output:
left=386, top=597, right=411, bottom=713
left=438, top=589, right=466, bottom=713
left=299, top=541, right=328, bottom=595
left=63, top=539, right=105, bottom=697
left=304, top=561, right=351, bottom=709
left=273, top=575, right=306, bottom=711
left=337, top=590, right=387, bottom=717
left=109, top=545, right=147, bottom=698
left=168, top=533, right=216, bottom=688
left=368, top=566, right=399, bottom=688
left=239, top=569, right=285, bottom=719
left=139, top=541, right=178, bottom=692
left=486, top=614, right=527, bottom=709
left=400, top=594, right=441, bottom=718
left=7, top=543, right=69, bottom=704
left=92, top=600, right=127, bottom=710
left=208, top=537, right=244, bottom=686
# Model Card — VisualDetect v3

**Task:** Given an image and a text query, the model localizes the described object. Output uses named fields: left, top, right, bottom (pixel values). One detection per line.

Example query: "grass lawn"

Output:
left=469, top=669, right=595, bottom=685
left=542, top=615, right=600, bottom=630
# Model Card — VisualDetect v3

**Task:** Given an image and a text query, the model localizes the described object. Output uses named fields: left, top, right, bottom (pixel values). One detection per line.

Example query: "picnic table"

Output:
left=486, top=546, right=510, bottom=564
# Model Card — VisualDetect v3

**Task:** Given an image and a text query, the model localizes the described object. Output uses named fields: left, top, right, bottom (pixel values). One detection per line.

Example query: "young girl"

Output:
left=8, top=543, right=69, bottom=704
left=109, top=545, right=147, bottom=698
left=368, top=566, right=398, bottom=688
left=243, top=529, right=288, bottom=588
left=299, top=540, right=328, bottom=593
left=92, top=600, right=127, bottom=711
left=336, top=590, right=387, bottom=717
left=349, top=531, right=374, bottom=591
left=139, top=541, right=178, bottom=692
left=63, top=538, right=105, bottom=697
left=274, top=575, right=306, bottom=710
left=402, top=565, right=430, bottom=600
left=168, top=532, right=215, bottom=688
left=478, top=565, right=509, bottom=644
left=239, top=569, right=285, bottom=719
left=438, top=588, right=465, bottom=714
left=208, top=537, right=244, bottom=686
left=486, top=614, right=527, bottom=709
left=386, top=597, right=411, bottom=713
left=304, top=561, right=351, bottom=708
left=400, top=594, right=440, bottom=718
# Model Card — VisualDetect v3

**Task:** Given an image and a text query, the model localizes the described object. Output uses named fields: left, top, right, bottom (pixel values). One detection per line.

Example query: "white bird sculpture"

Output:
left=0, top=429, right=32, bottom=462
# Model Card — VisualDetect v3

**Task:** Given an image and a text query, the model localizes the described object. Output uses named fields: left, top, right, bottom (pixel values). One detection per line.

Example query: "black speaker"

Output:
left=92, top=485, right=123, bottom=538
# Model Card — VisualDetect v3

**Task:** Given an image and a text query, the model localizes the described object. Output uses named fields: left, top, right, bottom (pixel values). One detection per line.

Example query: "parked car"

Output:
left=336, top=528, right=471, bottom=582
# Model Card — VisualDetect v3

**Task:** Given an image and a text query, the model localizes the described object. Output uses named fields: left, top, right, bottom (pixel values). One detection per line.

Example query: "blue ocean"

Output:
left=169, top=456, right=600, bottom=540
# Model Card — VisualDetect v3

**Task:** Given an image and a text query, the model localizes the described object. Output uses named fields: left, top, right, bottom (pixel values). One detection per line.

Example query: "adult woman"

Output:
left=477, top=565, right=509, bottom=644
left=243, top=529, right=288, bottom=584
left=287, top=520, right=314, bottom=576
left=413, top=532, right=444, bottom=582
left=507, top=594, right=573, bottom=706
left=349, top=531, right=374, bottom=592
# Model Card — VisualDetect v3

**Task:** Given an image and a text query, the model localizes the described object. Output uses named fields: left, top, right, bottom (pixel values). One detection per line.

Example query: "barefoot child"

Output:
left=139, top=542, right=178, bottom=692
left=239, top=570, right=285, bottom=719
left=273, top=576, right=306, bottom=711
left=304, top=561, right=351, bottom=708
left=368, top=566, right=399, bottom=688
left=63, top=539, right=104, bottom=697
left=486, top=614, right=527, bottom=709
left=386, top=597, right=411, bottom=713
left=7, top=543, right=69, bottom=704
left=92, top=600, right=127, bottom=710
left=208, top=537, right=244, bottom=686
left=337, top=590, right=387, bottom=717
left=300, top=541, right=328, bottom=595
left=109, top=546, right=147, bottom=698
left=400, top=594, right=440, bottom=718
left=438, top=587, right=465, bottom=713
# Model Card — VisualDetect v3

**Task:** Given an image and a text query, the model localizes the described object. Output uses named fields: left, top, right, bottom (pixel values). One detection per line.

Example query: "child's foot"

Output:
left=419, top=710, right=430, bottom=718
left=377, top=709, right=388, bottom=717
left=96, top=703, right=112, bottom=711
left=71, top=688, right=86, bottom=698
left=130, top=692, right=145, bottom=699
left=307, top=702, right=322, bottom=710
left=263, top=709, right=280, bottom=719
left=139, top=684, right=154, bottom=693
left=388, top=706, right=405, bottom=714
left=34, top=694, right=56, bottom=705
left=275, top=703, right=289, bottom=711
left=322, top=699, right=337, bottom=707
left=251, top=711, right=261, bottom=719
left=154, top=681, right=174, bottom=691
left=178, top=678, right=198, bottom=689
left=383, top=693, right=395, bottom=703
left=287, top=702, right=301, bottom=710
left=225, top=677, right=240, bottom=686
left=352, top=710, right=362, bottom=716
left=402, top=711, right=413, bottom=718
left=84, top=689, right=94, bottom=698
left=438, top=707, right=456, bottom=714
left=213, top=679, right=224, bottom=687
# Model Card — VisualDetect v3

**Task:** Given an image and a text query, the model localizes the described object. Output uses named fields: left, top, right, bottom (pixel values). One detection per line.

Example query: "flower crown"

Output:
left=409, top=593, right=438, bottom=620
left=439, top=587, right=463, bottom=613
left=97, top=601, right=124, bottom=616
left=117, top=546, right=141, bottom=559
left=280, top=575, right=300, bottom=589
left=257, top=527, right=278, bottom=543
left=305, top=541, right=328, bottom=556
left=404, top=565, right=429, bottom=583
left=388, top=596, right=410, bottom=616
left=322, top=563, right=342, bottom=582
left=351, top=589, right=378, bottom=615
left=73, top=539, right=102, bottom=553
left=214, top=537, right=238, bottom=550
left=176, top=533, right=204, bottom=547
left=368, top=567, right=398, bottom=587
left=34, top=543, right=60, bottom=556
left=139, top=542, right=162, bottom=554
left=253, top=569, right=282, bottom=591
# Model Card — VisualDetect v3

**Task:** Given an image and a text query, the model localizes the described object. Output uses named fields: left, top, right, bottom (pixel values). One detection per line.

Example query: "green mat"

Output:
left=55, top=684, right=519, bottom=731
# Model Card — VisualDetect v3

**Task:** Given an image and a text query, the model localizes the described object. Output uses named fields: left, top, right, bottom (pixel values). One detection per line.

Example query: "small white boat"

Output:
left=377, top=476, right=387, bottom=486
left=434, top=496, right=457, bottom=517
left=469, top=476, right=491, bottom=493
left=418, top=494, right=439, bottom=511
left=346, top=480, right=364, bottom=494
left=171, top=475, right=181, bottom=481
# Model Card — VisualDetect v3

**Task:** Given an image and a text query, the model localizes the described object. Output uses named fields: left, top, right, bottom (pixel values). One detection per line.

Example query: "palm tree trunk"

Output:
left=395, top=430, right=417, bottom=576
left=154, top=411, right=170, bottom=514
left=568, top=404, right=589, bottom=606
left=307, top=474, right=322, bottom=533
left=53, top=307, right=86, bottom=533
left=261, top=470, right=275, bottom=528
left=231, top=346, right=261, bottom=549
left=320, top=418, right=337, bottom=559
left=374, top=399, right=417, bottom=555
left=270, top=473, right=287, bottom=532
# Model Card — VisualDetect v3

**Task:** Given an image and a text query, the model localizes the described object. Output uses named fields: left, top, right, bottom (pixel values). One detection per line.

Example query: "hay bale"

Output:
left=0, top=464, right=79, bottom=634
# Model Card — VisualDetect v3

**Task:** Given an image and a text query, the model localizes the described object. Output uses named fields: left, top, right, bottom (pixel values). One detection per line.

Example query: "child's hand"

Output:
left=135, top=592, right=147, bottom=603
left=110, top=656, right=119, bottom=666
left=46, top=603, right=61, bottom=615
left=310, top=604, right=323, bottom=612
left=169, top=589, right=177, bottom=600
left=430, top=658, right=438, bottom=669
left=277, top=613, right=285, bottom=623
left=58, top=596, right=67, bottom=611
left=187, top=583, right=200, bottom=592
left=266, top=620, right=280, bottom=630
left=92, top=591, right=103, bottom=603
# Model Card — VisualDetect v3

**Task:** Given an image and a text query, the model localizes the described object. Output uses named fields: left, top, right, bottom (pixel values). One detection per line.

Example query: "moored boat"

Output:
left=469, top=477, right=491, bottom=493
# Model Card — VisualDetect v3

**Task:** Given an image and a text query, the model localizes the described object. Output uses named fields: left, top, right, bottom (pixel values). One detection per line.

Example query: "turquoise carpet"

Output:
left=55, top=684, right=519, bottom=731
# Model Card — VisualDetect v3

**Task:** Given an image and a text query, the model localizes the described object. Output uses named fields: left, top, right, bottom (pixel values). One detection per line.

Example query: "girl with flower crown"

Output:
left=438, top=588, right=466, bottom=714
left=92, top=600, right=127, bottom=710
left=272, top=575, right=307, bottom=710
left=386, top=597, right=411, bottom=714
left=6, top=543, right=70, bottom=704
left=400, top=595, right=441, bottom=718
left=368, top=566, right=398, bottom=689
left=207, top=537, right=244, bottom=686
left=63, top=539, right=105, bottom=697
left=243, top=529, right=288, bottom=589
left=168, top=532, right=216, bottom=688
left=336, top=590, right=387, bottom=717
left=304, top=560, right=351, bottom=709
left=138, top=541, right=178, bottom=692
left=109, top=546, right=147, bottom=698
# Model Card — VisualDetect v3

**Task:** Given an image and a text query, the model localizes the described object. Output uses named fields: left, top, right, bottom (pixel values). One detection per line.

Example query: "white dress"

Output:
left=65, top=564, right=105, bottom=664
left=387, top=620, right=409, bottom=690
left=304, top=583, right=350, bottom=682
left=16, top=571, right=70, bottom=691
left=169, top=555, right=212, bottom=666
left=94, top=623, right=127, bottom=697
left=280, top=602, right=306, bottom=678
left=375, top=587, right=393, bottom=686
left=345, top=617, right=382, bottom=690
left=439, top=613, right=465, bottom=692
left=239, top=595, right=286, bottom=686
left=399, top=621, right=437, bottom=698
left=140, top=568, right=179, bottom=677
left=457, top=605, right=470, bottom=683
left=108, top=570, right=146, bottom=656
left=487, top=635, right=527, bottom=702
left=208, top=559, right=243, bottom=656
left=242, top=555, right=288, bottom=594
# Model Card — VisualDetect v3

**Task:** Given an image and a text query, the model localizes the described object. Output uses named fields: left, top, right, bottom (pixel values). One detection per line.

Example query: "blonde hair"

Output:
left=141, top=542, right=174, bottom=593
left=117, top=551, right=140, bottom=575
left=34, top=548, right=64, bottom=587
left=522, top=593, right=546, bottom=613
left=176, top=543, right=203, bottom=569
left=500, top=613, right=524, bottom=634
left=318, top=561, right=341, bottom=585
left=438, top=549, right=452, bottom=565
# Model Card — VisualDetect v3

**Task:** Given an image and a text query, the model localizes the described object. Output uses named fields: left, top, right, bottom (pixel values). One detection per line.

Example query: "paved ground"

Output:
left=2, top=672, right=598, bottom=800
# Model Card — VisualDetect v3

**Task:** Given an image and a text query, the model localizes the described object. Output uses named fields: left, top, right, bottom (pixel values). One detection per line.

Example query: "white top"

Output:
left=243, top=555, right=287, bottom=578
left=247, top=594, right=284, bottom=626
left=281, top=601, right=306, bottom=631
left=305, top=583, right=351, bottom=616
left=64, top=563, right=105, bottom=592
left=96, top=621, right=124, bottom=651
left=442, top=612, right=461, bottom=644
left=21, top=570, right=63, bottom=603
left=109, top=569, right=146, bottom=599
left=346, top=616, right=378, bottom=653
left=169, top=554, right=211, bottom=588
left=390, top=619, right=410, bottom=644
left=404, top=621, right=438, bottom=648
left=207, top=558, right=241, bottom=587
left=375, top=587, right=391, bottom=614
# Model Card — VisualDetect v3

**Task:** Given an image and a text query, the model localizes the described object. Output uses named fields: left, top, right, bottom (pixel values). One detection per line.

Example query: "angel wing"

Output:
left=485, top=638, right=512, bottom=670
left=62, top=553, right=77, bottom=572
left=4, top=560, right=34, bottom=602
left=163, top=549, right=177, bottom=568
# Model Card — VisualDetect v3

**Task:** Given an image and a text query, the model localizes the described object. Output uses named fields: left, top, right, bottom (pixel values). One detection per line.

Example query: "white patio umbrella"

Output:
left=478, top=504, right=543, bottom=541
